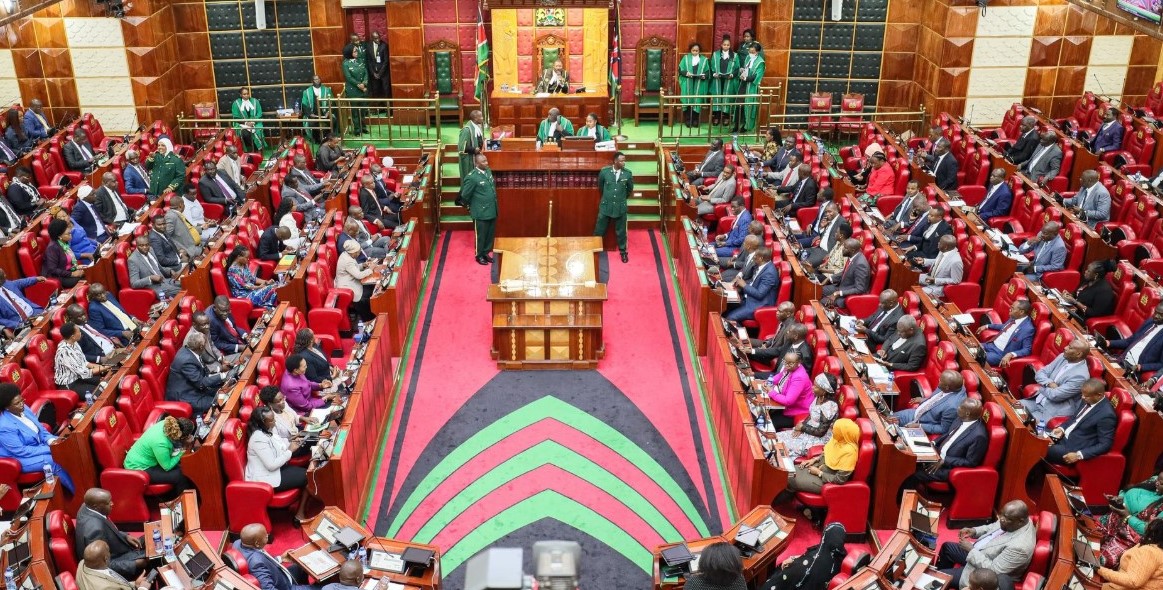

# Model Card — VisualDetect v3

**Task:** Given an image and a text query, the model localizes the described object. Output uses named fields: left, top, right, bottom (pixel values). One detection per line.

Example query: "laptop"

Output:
left=1072, top=539, right=1101, bottom=568
left=909, top=511, right=938, bottom=550
left=181, top=550, right=214, bottom=581
left=660, top=544, right=694, bottom=567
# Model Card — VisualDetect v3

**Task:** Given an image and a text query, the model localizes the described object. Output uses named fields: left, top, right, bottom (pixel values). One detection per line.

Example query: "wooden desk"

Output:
left=369, top=220, right=425, bottom=358
left=651, top=506, right=794, bottom=590
left=864, top=530, right=950, bottom=590
left=484, top=149, right=611, bottom=241
left=296, top=507, right=441, bottom=590
left=489, top=91, right=610, bottom=139
left=675, top=218, right=725, bottom=356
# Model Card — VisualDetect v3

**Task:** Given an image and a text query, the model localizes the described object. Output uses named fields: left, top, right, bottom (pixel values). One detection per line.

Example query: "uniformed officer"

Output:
left=594, top=151, right=634, bottom=263
left=460, top=153, right=497, bottom=265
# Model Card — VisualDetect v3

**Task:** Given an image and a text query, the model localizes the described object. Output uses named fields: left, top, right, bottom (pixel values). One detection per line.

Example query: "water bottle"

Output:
left=151, top=528, right=162, bottom=555
left=84, top=391, right=95, bottom=407
left=357, top=547, right=367, bottom=567
left=163, top=536, right=175, bottom=560
left=5, top=567, right=15, bottom=590
left=354, top=320, right=365, bottom=345
left=42, top=463, right=54, bottom=486
left=158, top=290, right=168, bottom=305
left=907, top=148, right=915, bottom=161
left=1036, top=420, right=1047, bottom=437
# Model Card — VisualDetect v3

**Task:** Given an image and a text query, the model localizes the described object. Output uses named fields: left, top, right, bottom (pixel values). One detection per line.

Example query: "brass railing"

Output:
left=173, top=115, right=327, bottom=148
left=763, top=106, right=930, bottom=139
left=323, top=95, right=447, bottom=144
left=654, top=85, right=783, bottom=142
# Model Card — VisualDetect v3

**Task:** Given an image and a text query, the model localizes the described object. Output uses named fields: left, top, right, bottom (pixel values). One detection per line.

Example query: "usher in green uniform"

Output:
left=593, top=164, right=634, bottom=255
left=460, top=166, right=497, bottom=258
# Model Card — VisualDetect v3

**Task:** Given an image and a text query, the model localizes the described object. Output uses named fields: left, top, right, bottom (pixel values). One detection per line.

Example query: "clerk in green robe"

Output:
left=300, top=76, right=335, bottom=143
left=145, top=138, right=186, bottom=196
left=678, top=42, right=710, bottom=128
left=736, top=43, right=765, bottom=133
left=593, top=151, right=634, bottom=263
left=343, top=46, right=369, bottom=136
left=536, top=108, right=574, bottom=146
left=231, top=88, right=266, bottom=151
left=577, top=113, right=611, bottom=142
left=457, top=110, right=485, bottom=180
left=459, top=153, right=497, bottom=265
left=710, top=36, right=740, bottom=128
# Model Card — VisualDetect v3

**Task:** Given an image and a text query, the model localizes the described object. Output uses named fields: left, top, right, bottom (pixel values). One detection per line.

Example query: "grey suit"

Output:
left=147, top=229, right=183, bottom=275
left=1022, top=143, right=1063, bottom=181
left=689, top=149, right=725, bottom=181
left=921, top=249, right=964, bottom=298
left=1019, top=235, right=1066, bottom=280
left=280, top=186, right=324, bottom=222
left=697, top=176, right=737, bottom=215
left=946, top=519, right=1036, bottom=589
left=1064, top=183, right=1111, bottom=228
left=1019, top=354, right=1089, bottom=423
left=288, top=166, right=323, bottom=195
left=823, top=252, right=870, bottom=308
left=880, top=332, right=927, bottom=371
left=164, top=209, right=203, bottom=258
left=128, top=250, right=181, bottom=298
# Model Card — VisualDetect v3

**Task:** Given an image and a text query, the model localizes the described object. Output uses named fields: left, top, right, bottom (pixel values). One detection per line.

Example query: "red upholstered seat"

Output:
left=1049, top=389, right=1136, bottom=506
left=923, top=402, right=1007, bottom=523
left=966, top=277, right=1028, bottom=326
left=220, top=418, right=301, bottom=533
left=305, top=261, right=354, bottom=351
left=116, top=376, right=191, bottom=434
left=1006, top=328, right=1076, bottom=392
left=807, top=93, right=835, bottom=135
left=91, top=407, right=172, bottom=524
left=48, top=510, right=77, bottom=575
left=1088, top=287, right=1161, bottom=340
left=837, top=93, right=865, bottom=135
left=894, top=342, right=958, bottom=406
left=795, top=418, right=875, bottom=540
left=113, top=242, right=158, bottom=319
left=30, top=149, right=68, bottom=199
left=1025, top=512, right=1057, bottom=579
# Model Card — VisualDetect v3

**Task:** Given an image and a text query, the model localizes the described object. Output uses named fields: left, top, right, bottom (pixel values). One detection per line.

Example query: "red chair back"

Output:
left=48, top=510, right=78, bottom=575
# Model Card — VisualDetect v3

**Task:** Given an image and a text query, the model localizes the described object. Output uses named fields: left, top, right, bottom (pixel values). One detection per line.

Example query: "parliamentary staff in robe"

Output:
left=300, top=76, right=335, bottom=144
left=710, top=35, right=740, bottom=128
left=578, top=113, right=611, bottom=142
left=458, top=110, right=486, bottom=180
left=231, top=88, right=266, bottom=152
left=535, top=59, right=570, bottom=94
left=343, top=45, right=369, bottom=136
left=594, top=151, right=634, bottom=264
left=537, top=108, right=574, bottom=146
left=459, top=154, right=497, bottom=266
left=678, top=42, right=710, bottom=128
left=736, top=42, right=766, bottom=133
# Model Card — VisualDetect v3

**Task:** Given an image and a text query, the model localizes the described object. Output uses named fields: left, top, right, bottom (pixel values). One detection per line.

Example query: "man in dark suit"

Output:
left=1004, top=116, right=1039, bottom=165
left=1021, top=133, right=1063, bottom=185
left=884, top=181, right=924, bottom=232
left=94, top=173, right=134, bottom=226
left=719, top=234, right=760, bottom=282
left=365, top=31, right=390, bottom=99
left=7, top=167, right=43, bottom=215
left=165, top=331, right=227, bottom=415
left=775, top=164, right=818, bottom=216
left=763, top=137, right=797, bottom=172
left=357, top=175, right=395, bottom=230
left=753, top=323, right=813, bottom=376
left=904, top=206, right=952, bottom=259
left=913, top=398, right=989, bottom=483
left=1097, top=302, right=1163, bottom=376
left=198, top=161, right=244, bottom=213
left=1090, top=108, right=1124, bottom=157
left=288, top=155, right=324, bottom=195
left=979, top=300, right=1036, bottom=367
left=796, top=188, right=836, bottom=245
left=724, top=247, right=777, bottom=322
left=209, top=296, right=249, bottom=358
left=63, top=129, right=97, bottom=173
left=853, top=289, right=904, bottom=347
left=233, top=524, right=316, bottom=590
left=257, top=225, right=291, bottom=262
left=147, top=215, right=185, bottom=275
left=73, top=185, right=112, bottom=243
left=121, top=149, right=152, bottom=198
left=822, top=239, right=870, bottom=309
left=65, top=304, right=123, bottom=364
left=975, top=168, right=1013, bottom=224
left=687, top=139, right=725, bottom=182
left=748, top=301, right=795, bottom=362
left=75, top=489, right=146, bottom=579
left=928, top=139, right=959, bottom=191
left=713, top=199, right=752, bottom=257
left=875, top=316, right=927, bottom=372
left=85, top=283, right=139, bottom=346
left=1046, top=379, right=1117, bottom=465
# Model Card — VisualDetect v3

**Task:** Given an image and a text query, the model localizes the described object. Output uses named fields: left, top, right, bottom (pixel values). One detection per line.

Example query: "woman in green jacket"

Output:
left=145, top=138, right=186, bottom=196
left=343, top=46, right=369, bottom=136
left=736, top=43, right=766, bottom=133
left=578, top=113, right=611, bottom=142
left=710, top=35, right=740, bottom=128
left=231, top=87, right=266, bottom=151
left=123, top=415, right=196, bottom=497
left=678, top=42, right=710, bottom=128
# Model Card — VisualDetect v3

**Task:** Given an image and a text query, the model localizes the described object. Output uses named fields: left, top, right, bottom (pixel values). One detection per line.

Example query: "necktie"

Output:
left=224, top=317, right=242, bottom=341
left=104, top=301, right=137, bottom=330
left=0, top=141, right=14, bottom=160
left=180, top=213, right=201, bottom=246
left=84, top=324, right=114, bottom=353
left=135, top=164, right=151, bottom=187
left=914, top=390, right=950, bottom=420
left=2, top=289, right=28, bottom=321
left=215, top=175, right=236, bottom=199
left=980, top=185, right=998, bottom=211
left=78, top=142, right=92, bottom=159
left=871, top=308, right=893, bottom=332
left=144, top=253, right=161, bottom=275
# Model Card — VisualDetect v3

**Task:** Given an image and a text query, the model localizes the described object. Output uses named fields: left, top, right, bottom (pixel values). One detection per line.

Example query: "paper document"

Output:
left=837, top=314, right=857, bottom=333
left=369, top=550, right=405, bottom=573
left=946, top=199, right=966, bottom=208
left=309, top=408, right=334, bottom=423
left=117, top=222, right=140, bottom=237
left=200, top=226, right=220, bottom=241
left=781, top=456, right=796, bottom=471
left=950, top=314, right=974, bottom=327
left=849, top=338, right=870, bottom=355
left=161, top=571, right=182, bottom=588
left=722, top=286, right=740, bottom=303
left=916, top=572, right=944, bottom=590
left=866, top=208, right=885, bottom=222
left=866, top=363, right=892, bottom=386
left=787, top=220, right=802, bottom=233
left=299, top=550, right=340, bottom=576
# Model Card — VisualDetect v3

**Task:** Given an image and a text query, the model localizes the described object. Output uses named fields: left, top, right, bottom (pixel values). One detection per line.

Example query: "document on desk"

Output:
left=787, top=220, right=802, bottom=233
left=722, top=285, right=740, bottom=303
left=309, top=408, right=334, bottom=423
left=360, top=578, right=404, bottom=590
left=117, top=222, right=141, bottom=237
left=369, top=550, right=406, bottom=573
left=162, top=571, right=182, bottom=589
left=904, top=427, right=940, bottom=462
left=299, top=550, right=340, bottom=576
left=837, top=314, right=857, bottom=334
left=916, top=572, right=945, bottom=590
left=950, top=313, right=974, bottom=327
left=200, top=226, right=220, bottom=241
left=866, top=363, right=893, bottom=386
left=848, top=338, right=870, bottom=355
left=866, top=208, right=885, bottom=222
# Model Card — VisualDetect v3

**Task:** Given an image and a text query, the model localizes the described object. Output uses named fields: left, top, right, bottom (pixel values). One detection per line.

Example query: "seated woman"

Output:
left=0, top=384, right=74, bottom=493
left=846, top=143, right=884, bottom=185
left=54, top=322, right=110, bottom=395
left=122, top=416, right=196, bottom=497
left=43, top=218, right=86, bottom=288
left=245, top=406, right=318, bottom=523
left=258, top=385, right=320, bottom=450
left=1061, top=260, right=1116, bottom=322
left=764, top=351, right=814, bottom=430
left=50, top=207, right=96, bottom=262
left=224, top=245, right=278, bottom=309
left=764, top=523, right=848, bottom=590
left=682, top=541, right=746, bottom=590
left=280, top=354, right=335, bottom=416
left=293, top=329, right=340, bottom=384
left=775, top=418, right=859, bottom=525
left=1098, top=471, right=1163, bottom=566
left=775, top=373, right=840, bottom=458
left=576, top=114, right=611, bottom=142
left=1098, top=519, right=1163, bottom=590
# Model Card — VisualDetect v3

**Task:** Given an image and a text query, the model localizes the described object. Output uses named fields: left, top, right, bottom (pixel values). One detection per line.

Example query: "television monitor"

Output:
left=1116, top=0, right=1162, bottom=23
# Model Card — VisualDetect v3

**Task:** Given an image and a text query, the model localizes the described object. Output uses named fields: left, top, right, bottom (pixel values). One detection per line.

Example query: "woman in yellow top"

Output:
left=776, top=418, right=860, bottom=524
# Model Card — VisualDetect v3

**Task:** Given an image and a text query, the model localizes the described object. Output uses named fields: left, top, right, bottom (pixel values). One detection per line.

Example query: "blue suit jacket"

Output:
left=729, top=262, right=779, bottom=320
left=1111, top=319, right=1163, bottom=372
left=71, top=202, right=104, bottom=242
left=916, top=388, right=967, bottom=435
left=0, top=408, right=56, bottom=472
left=22, top=111, right=48, bottom=140
left=208, top=312, right=248, bottom=355
left=722, top=209, right=753, bottom=249
left=234, top=541, right=296, bottom=590
left=978, top=183, right=1013, bottom=222
left=933, top=419, right=989, bottom=470
left=0, top=279, right=43, bottom=330
left=123, top=165, right=149, bottom=195
left=985, top=317, right=1036, bottom=358
left=1020, top=236, right=1066, bottom=277
left=1092, top=122, right=1124, bottom=153
left=88, top=295, right=134, bottom=341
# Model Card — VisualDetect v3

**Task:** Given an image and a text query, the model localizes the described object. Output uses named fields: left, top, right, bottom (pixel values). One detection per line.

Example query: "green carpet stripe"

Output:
left=386, top=396, right=710, bottom=538
left=439, top=490, right=654, bottom=575
left=412, top=440, right=682, bottom=543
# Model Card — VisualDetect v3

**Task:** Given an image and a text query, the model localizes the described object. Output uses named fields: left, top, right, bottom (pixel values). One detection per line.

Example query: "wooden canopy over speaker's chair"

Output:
left=426, top=39, right=463, bottom=125
left=634, top=35, right=674, bottom=125
left=534, top=33, right=569, bottom=73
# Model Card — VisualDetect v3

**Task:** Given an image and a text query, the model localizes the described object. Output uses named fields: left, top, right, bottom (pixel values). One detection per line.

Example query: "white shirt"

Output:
left=1063, top=401, right=1101, bottom=444
left=891, top=337, right=907, bottom=350
left=992, top=317, right=1027, bottom=351
left=923, top=219, right=942, bottom=239
left=1126, top=323, right=1163, bottom=366
left=280, top=213, right=302, bottom=249
left=182, top=196, right=206, bottom=226
left=13, top=411, right=39, bottom=434
left=81, top=324, right=115, bottom=355
left=107, top=188, right=131, bottom=222
left=690, top=55, right=701, bottom=67
left=939, top=420, right=975, bottom=460
left=82, top=201, right=107, bottom=238
left=0, top=286, right=34, bottom=318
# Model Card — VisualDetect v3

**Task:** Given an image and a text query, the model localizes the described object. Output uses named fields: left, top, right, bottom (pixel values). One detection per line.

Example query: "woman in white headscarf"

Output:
left=774, top=373, right=841, bottom=458
left=145, top=137, right=186, bottom=196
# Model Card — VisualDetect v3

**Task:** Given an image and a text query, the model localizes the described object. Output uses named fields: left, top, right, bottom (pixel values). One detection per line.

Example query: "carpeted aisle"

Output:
left=367, top=230, right=731, bottom=589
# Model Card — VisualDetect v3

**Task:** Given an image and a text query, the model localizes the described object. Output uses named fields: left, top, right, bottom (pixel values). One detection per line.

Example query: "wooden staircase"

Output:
left=438, top=144, right=663, bottom=231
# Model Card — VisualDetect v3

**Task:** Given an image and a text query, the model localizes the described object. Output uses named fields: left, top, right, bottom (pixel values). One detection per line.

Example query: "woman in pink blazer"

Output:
left=766, top=350, right=814, bottom=429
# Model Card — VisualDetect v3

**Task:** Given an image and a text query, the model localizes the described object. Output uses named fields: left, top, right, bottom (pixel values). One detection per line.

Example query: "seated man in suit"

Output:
left=337, top=216, right=388, bottom=261
left=718, top=234, right=760, bottom=282
left=891, top=370, right=967, bottom=435
left=802, top=221, right=852, bottom=279
left=198, top=161, right=244, bottom=214
left=368, top=163, right=402, bottom=214
left=883, top=181, right=925, bottom=232
left=166, top=331, right=227, bottom=415
left=902, top=206, right=952, bottom=259
left=217, top=144, right=244, bottom=186
left=234, top=524, right=317, bottom=590
left=0, top=191, right=22, bottom=236
left=76, top=541, right=147, bottom=590
left=73, top=185, right=112, bottom=244
left=747, top=301, right=796, bottom=361
left=1020, top=133, right=1063, bottom=186
left=185, top=311, right=225, bottom=372
left=257, top=225, right=292, bottom=262
left=280, top=175, right=325, bottom=224
left=767, top=151, right=802, bottom=185
left=147, top=215, right=186, bottom=275
left=1020, top=339, right=1091, bottom=424
left=1046, top=378, right=1116, bottom=465
left=121, top=150, right=152, bottom=199
left=1090, top=108, right=1124, bottom=157
left=915, top=125, right=945, bottom=166
left=163, top=197, right=204, bottom=259
left=763, top=137, right=798, bottom=175
left=85, top=283, right=139, bottom=346
left=209, top=295, right=249, bottom=360
left=1017, top=221, right=1066, bottom=281
left=753, top=324, right=813, bottom=377
left=978, top=299, right=1036, bottom=367
left=713, top=198, right=751, bottom=257
left=127, top=236, right=182, bottom=300
left=927, top=139, right=959, bottom=192
left=65, top=304, right=125, bottom=364
left=936, top=499, right=1035, bottom=590
left=75, top=488, right=146, bottom=580
left=536, top=108, right=574, bottom=146
left=798, top=202, right=840, bottom=262
left=288, top=155, right=324, bottom=195
left=696, top=165, right=738, bottom=216
left=0, top=269, right=44, bottom=336
left=850, top=289, right=903, bottom=347
left=1096, top=302, right=1163, bottom=378
left=912, top=397, right=989, bottom=484
left=63, top=129, right=97, bottom=173
left=774, top=164, right=819, bottom=216
left=974, top=168, right=1013, bottom=225
left=94, top=172, right=134, bottom=228
left=686, top=139, right=725, bottom=182
left=916, top=235, right=964, bottom=299
left=1062, top=170, right=1110, bottom=228
left=357, top=175, right=397, bottom=231
left=723, top=247, right=777, bottom=322
left=874, top=316, right=927, bottom=372
left=1004, top=116, right=1039, bottom=165
left=821, top=239, right=870, bottom=309
left=22, top=100, right=51, bottom=141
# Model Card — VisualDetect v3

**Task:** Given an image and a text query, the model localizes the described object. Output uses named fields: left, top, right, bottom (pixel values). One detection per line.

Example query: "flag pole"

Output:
left=475, top=2, right=492, bottom=128
left=612, top=0, right=628, bottom=141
